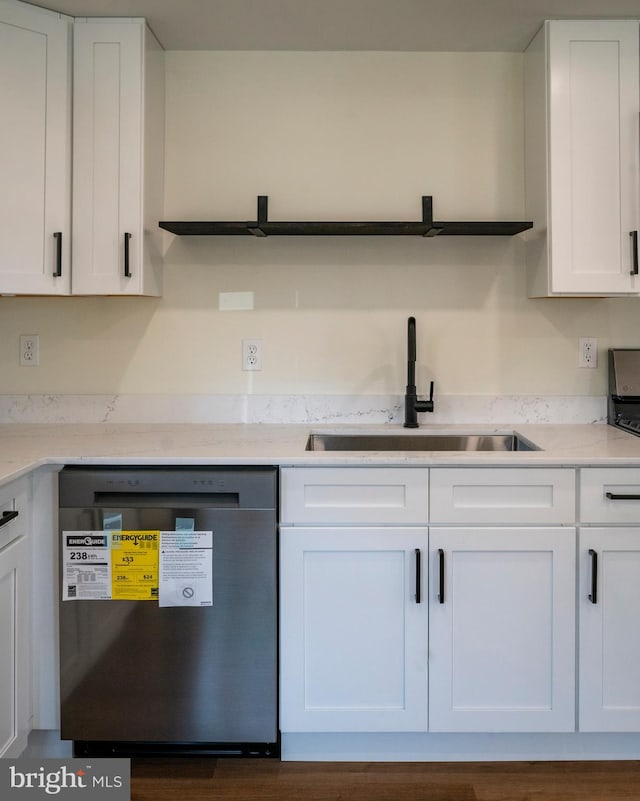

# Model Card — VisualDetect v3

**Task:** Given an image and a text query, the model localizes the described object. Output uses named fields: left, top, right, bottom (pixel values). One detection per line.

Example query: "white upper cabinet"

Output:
left=525, top=20, right=640, bottom=296
left=0, top=6, right=164, bottom=296
left=72, top=18, right=164, bottom=295
left=0, top=0, right=72, bottom=294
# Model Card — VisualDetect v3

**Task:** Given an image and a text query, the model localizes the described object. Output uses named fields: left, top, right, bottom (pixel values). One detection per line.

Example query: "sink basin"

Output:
left=306, top=433, right=540, bottom=452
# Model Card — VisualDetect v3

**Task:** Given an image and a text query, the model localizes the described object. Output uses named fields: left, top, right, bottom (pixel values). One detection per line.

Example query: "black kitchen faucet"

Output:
left=404, top=316, right=434, bottom=428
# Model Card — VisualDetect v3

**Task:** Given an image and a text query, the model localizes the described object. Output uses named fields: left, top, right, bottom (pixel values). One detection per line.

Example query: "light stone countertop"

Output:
left=1, top=422, right=640, bottom=488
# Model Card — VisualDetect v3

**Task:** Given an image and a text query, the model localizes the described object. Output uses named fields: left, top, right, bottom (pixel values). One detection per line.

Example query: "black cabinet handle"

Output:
left=631, top=231, right=639, bottom=276
left=438, top=548, right=445, bottom=604
left=53, top=232, right=62, bottom=277
left=0, top=510, right=19, bottom=528
left=414, top=548, right=421, bottom=604
left=605, top=492, right=640, bottom=501
left=124, top=232, right=132, bottom=278
left=588, top=548, right=598, bottom=604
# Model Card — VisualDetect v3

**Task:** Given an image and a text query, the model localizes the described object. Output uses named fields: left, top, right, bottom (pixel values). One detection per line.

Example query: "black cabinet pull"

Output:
left=0, top=510, right=19, bottom=528
left=124, top=232, right=132, bottom=277
left=53, top=232, right=62, bottom=277
left=414, top=548, right=421, bottom=604
left=631, top=231, right=639, bottom=276
left=438, top=548, right=445, bottom=604
left=605, top=492, right=640, bottom=501
left=588, top=548, right=598, bottom=604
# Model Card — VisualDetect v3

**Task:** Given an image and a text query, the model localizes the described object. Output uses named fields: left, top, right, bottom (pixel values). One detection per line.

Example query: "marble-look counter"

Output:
left=1, top=421, right=640, bottom=488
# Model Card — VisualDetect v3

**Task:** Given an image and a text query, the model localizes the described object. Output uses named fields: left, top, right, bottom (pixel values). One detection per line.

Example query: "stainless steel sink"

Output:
left=306, top=433, right=540, bottom=452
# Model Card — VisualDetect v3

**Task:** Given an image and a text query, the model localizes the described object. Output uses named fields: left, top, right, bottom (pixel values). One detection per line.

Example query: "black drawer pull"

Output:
left=631, top=231, right=639, bottom=276
left=588, top=548, right=598, bottom=604
left=438, top=548, right=445, bottom=604
left=605, top=492, right=640, bottom=501
left=53, top=232, right=62, bottom=277
left=0, top=510, right=19, bottom=528
left=415, top=548, right=421, bottom=604
left=124, top=232, right=132, bottom=278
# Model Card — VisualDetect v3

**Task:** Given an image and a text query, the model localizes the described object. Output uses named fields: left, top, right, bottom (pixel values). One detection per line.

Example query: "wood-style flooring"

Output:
left=130, top=759, right=640, bottom=801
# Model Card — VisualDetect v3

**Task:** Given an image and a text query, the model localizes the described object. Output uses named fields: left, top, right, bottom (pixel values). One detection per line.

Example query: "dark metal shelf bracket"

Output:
left=248, top=196, right=269, bottom=237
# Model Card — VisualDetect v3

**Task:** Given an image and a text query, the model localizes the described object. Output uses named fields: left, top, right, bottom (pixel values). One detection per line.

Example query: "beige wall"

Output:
left=1, top=50, right=639, bottom=397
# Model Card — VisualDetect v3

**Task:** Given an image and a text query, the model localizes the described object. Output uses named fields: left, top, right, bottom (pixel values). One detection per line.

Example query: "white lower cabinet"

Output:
left=579, top=528, right=640, bottom=731
left=578, top=468, right=640, bottom=732
left=280, top=466, right=590, bottom=751
left=0, top=478, right=30, bottom=757
left=428, top=527, right=576, bottom=732
left=280, top=527, right=429, bottom=732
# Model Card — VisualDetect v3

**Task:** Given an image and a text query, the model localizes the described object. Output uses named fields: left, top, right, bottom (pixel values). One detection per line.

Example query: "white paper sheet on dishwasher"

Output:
left=158, top=531, right=213, bottom=607
left=62, top=532, right=112, bottom=600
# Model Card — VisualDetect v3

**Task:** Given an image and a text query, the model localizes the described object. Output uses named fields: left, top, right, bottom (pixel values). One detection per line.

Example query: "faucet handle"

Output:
left=426, top=381, right=435, bottom=412
left=414, top=381, right=435, bottom=415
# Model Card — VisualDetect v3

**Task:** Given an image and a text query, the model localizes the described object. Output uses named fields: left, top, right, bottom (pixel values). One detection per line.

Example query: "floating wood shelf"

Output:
left=159, top=196, right=533, bottom=238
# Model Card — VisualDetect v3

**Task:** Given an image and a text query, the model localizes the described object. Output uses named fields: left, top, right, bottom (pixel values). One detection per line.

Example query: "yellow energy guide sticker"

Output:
left=110, top=530, right=159, bottom=600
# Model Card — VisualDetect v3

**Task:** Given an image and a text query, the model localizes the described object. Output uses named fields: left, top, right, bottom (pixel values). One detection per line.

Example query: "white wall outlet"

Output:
left=19, top=334, right=39, bottom=366
left=578, top=337, right=597, bottom=369
left=242, top=339, right=262, bottom=371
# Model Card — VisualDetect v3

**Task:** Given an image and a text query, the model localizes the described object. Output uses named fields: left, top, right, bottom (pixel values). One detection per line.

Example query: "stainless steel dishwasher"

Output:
left=58, top=466, right=278, bottom=757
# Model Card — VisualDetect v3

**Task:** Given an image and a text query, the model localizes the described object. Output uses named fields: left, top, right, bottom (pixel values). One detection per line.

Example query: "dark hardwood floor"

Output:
left=130, top=759, right=640, bottom=801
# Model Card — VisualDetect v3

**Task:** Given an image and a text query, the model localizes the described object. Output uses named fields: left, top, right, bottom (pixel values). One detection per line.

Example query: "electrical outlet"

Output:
left=578, top=337, right=597, bottom=369
left=19, top=334, right=39, bottom=366
left=242, top=339, right=262, bottom=371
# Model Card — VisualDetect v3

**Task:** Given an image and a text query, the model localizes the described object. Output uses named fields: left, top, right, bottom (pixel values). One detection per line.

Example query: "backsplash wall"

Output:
left=1, top=50, right=640, bottom=399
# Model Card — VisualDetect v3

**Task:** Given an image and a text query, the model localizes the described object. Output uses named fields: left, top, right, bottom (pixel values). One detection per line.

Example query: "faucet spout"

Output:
left=404, top=316, right=434, bottom=428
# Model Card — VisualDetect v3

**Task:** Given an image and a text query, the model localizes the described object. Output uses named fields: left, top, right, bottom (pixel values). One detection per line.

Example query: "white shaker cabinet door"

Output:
left=0, top=0, right=71, bottom=294
left=0, top=477, right=30, bottom=758
left=526, top=20, right=640, bottom=296
left=72, top=18, right=163, bottom=296
left=579, top=528, right=640, bottom=732
left=0, top=536, right=28, bottom=757
left=429, top=527, right=576, bottom=732
left=280, top=527, right=429, bottom=733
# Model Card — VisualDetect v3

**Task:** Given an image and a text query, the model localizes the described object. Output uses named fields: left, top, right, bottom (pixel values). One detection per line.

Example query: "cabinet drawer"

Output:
left=280, top=468, right=428, bottom=525
left=580, top=468, right=640, bottom=523
left=430, top=468, right=575, bottom=525
left=0, top=479, right=28, bottom=551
